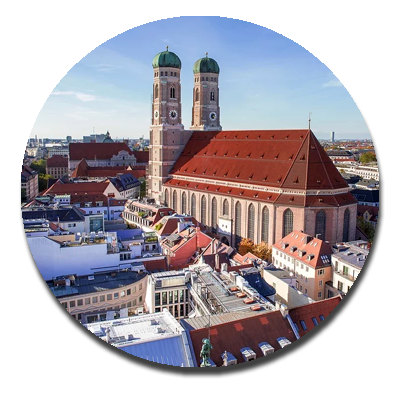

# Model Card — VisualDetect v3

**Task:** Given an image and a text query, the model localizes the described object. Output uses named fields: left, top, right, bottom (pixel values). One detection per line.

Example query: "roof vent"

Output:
left=259, top=342, right=274, bottom=356
left=276, top=337, right=292, bottom=348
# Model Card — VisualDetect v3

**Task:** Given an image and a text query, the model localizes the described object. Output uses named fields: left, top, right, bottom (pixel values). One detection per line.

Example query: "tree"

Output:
left=238, top=238, right=254, bottom=256
left=359, top=152, right=377, bottom=164
left=357, top=217, right=375, bottom=242
left=140, top=180, right=147, bottom=199
left=252, top=242, right=272, bottom=262
left=30, top=159, right=46, bottom=174
left=38, top=173, right=52, bottom=192
left=21, top=188, right=26, bottom=203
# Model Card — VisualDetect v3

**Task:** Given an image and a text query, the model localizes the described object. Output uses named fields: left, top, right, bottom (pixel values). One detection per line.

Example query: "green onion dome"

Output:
left=193, top=54, right=220, bottom=74
left=152, top=47, right=181, bottom=69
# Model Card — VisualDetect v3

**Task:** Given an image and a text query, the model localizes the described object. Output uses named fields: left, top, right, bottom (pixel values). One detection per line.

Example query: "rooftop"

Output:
left=48, top=269, right=147, bottom=298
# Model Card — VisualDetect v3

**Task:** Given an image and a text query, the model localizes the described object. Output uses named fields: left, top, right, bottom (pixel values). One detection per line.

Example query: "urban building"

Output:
left=147, top=49, right=358, bottom=247
left=122, top=199, right=175, bottom=230
left=351, top=188, right=379, bottom=207
left=46, top=155, right=68, bottom=179
left=71, top=158, right=146, bottom=181
left=85, top=309, right=196, bottom=367
left=145, top=270, right=191, bottom=319
left=21, top=165, right=39, bottom=201
left=326, top=241, right=369, bottom=297
left=272, top=231, right=333, bottom=301
left=357, top=205, right=378, bottom=229
left=288, top=296, right=341, bottom=337
left=50, top=269, right=148, bottom=323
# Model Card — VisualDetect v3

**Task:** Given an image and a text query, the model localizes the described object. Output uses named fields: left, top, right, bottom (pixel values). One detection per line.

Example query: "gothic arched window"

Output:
left=181, top=192, right=187, bottom=214
left=164, top=189, right=168, bottom=207
left=315, top=210, right=326, bottom=241
left=172, top=191, right=177, bottom=211
left=223, top=199, right=229, bottom=216
left=248, top=203, right=255, bottom=241
left=201, top=195, right=207, bottom=225
left=261, top=206, right=269, bottom=243
left=210, top=91, right=215, bottom=101
left=235, top=202, right=242, bottom=246
left=343, top=208, right=350, bottom=242
left=195, top=88, right=199, bottom=102
left=211, top=197, right=217, bottom=230
left=154, top=84, right=159, bottom=99
left=170, top=86, right=175, bottom=98
left=191, top=194, right=196, bottom=218
left=283, top=208, right=294, bottom=237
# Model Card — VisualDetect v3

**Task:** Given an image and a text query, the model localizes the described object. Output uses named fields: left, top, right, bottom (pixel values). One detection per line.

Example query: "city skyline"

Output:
left=30, top=16, right=370, bottom=140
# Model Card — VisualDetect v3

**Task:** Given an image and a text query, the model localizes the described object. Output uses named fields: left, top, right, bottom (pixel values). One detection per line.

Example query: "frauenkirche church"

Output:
left=148, top=48, right=357, bottom=247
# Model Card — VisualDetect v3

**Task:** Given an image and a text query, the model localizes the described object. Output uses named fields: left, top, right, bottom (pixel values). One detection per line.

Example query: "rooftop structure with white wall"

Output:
left=85, top=309, right=196, bottom=367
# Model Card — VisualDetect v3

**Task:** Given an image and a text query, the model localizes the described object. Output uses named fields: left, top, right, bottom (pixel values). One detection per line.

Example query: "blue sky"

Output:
left=31, top=16, right=370, bottom=140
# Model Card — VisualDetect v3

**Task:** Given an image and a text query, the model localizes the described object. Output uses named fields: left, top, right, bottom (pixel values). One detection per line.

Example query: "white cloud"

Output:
left=322, top=80, right=343, bottom=88
left=51, top=90, right=97, bottom=102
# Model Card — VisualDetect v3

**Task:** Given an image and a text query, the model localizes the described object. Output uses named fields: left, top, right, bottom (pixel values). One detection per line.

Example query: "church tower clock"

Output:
left=190, top=54, right=222, bottom=131
left=148, top=48, right=191, bottom=203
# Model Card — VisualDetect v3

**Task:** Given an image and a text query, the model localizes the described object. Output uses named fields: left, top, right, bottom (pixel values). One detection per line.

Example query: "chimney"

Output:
left=280, top=303, right=288, bottom=318
left=105, top=327, right=111, bottom=343
left=315, top=234, right=321, bottom=240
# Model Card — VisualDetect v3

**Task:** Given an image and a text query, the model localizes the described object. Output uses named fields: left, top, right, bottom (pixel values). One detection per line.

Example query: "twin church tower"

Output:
left=148, top=48, right=222, bottom=201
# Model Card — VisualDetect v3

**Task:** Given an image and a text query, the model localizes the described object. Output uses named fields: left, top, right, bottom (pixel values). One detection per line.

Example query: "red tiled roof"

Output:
left=289, top=296, right=342, bottom=337
left=189, top=310, right=297, bottom=366
left=46, top=155, right=68, bottom=168
left=132, top=150, right=149, bottom=164
left=170, top=130, right=349, bottom=191
left=273, top=230, right=333, bottom=268
left=142, top=258, right=168, bottom=272
left=357, top=205, right=379, bottom=222
left=69, top=142, right=134, bottom=160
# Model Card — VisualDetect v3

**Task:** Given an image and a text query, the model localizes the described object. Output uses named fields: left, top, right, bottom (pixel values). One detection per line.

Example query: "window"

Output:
left=121, top=291, right=125, bottom=298
left=170, top=86, right=175, bottom=98
left=319, top=315, right=325, bottom=321
left=85, top=298, right=90, bottom=305
left=173, top=190, right=177, bottom=211
left=180, top=290, right=184, bottom=302
left=139, top=296, right=143, bottom=303
left=305, top=288, right=308, bottom=294
left=318, top=291, right=322, bottom=298
left=343, top=208, right=350, bottom=242
left=195, top=88, right=199, bottom=102
left=69, top=301, right=76, bottom=308
left=201, top=195, right=207, bottom=225
left=300, top=320, right=308, bottom=331
left=92, top=297, right=98, bottom=303
left=235, top=202, right=242, bottom=246
left=343, top=266, right=349, bottom=276
left=127, top=289, right=131, bottom=296
left=247, top=203, right=255, bottom=241
left=164, top=189, right=169, bottom=207
left=283, top=208, right=293, bottom=237
left=174, top=290, right=178, bottom=303
left=62, top=302, right=68, bottom=309
left=261, top=206, right=269, bottom=243
left=315, top=210, right=326, bottom=241
left=318, top=269, right=325, bottom=275
left=114, top=293, right=119, bottom=299
left=210, top=91, right=215, bottom=101
left=223, top=199, right=229, bottom=216
left=191, top=194, right=196, bottom=218
left=107, top=294, right=112, bottom=301
left=337, top=281, right=344, bottom=291
left=100, top=295, right=105, bottom=302
left=312, top=317, right=318, bottom=326
left=169, top=291, right=173, bottom=304
left=154, top=293, right=161, bottom=306
left=181, top=192, right=187, bottom=214
left=162, top=292, right=167, bottom=305
left=211, top=197, right=217, bottom=230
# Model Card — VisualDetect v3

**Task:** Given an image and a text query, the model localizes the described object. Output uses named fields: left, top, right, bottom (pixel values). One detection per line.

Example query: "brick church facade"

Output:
left=148, top=48, right=357, bottom=247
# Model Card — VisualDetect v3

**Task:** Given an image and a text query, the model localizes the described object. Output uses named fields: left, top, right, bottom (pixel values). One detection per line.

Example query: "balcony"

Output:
left=334, top=270, right=356, bottom=282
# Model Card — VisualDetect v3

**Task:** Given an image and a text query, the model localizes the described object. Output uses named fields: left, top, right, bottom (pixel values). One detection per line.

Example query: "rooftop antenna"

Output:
left=166, top=45, right=169, bottom=51
left=308, top=112, right=312, bottom=131
left=205, top=52, right=208, bottom=58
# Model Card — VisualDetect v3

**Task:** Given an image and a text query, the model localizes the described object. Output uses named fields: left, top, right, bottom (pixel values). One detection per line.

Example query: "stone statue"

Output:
left=200, top=338, right=213, bottom=367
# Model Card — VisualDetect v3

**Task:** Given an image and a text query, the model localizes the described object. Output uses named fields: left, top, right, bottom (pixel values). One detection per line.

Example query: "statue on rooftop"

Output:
left=200, top=338, right=213, bottom=367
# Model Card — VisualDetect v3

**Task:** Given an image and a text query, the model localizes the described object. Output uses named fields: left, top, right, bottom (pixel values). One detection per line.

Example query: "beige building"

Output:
left=21, top=165, right=39, bottom=201
left=50, top=270, right=148, bottom=323
left=46, top=155, right=69, bottom=179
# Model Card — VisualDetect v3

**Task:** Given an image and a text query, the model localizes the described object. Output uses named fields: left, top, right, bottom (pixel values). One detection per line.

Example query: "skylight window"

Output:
left=300, top=320, right=308, bottom=331
left=312, top=318, right=318, bottom=326
left=319, top=315, right=325, bottom=321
